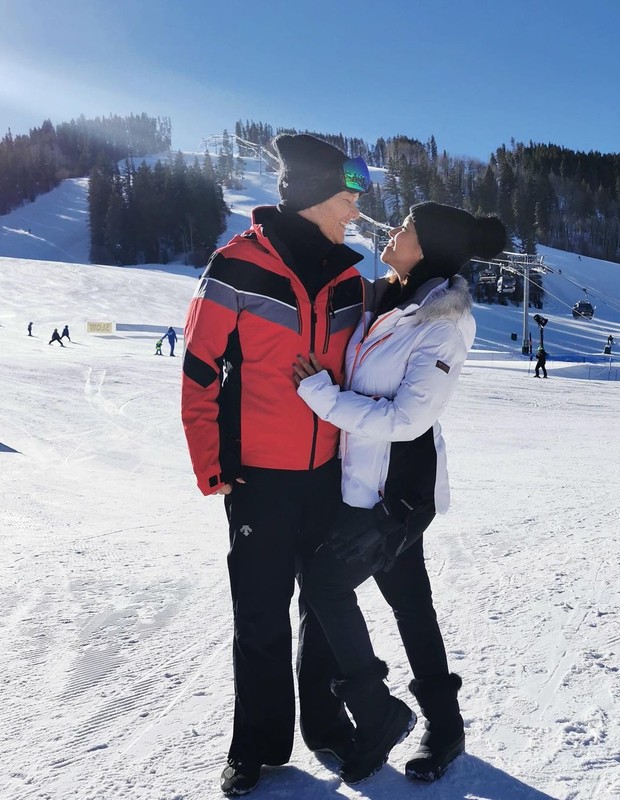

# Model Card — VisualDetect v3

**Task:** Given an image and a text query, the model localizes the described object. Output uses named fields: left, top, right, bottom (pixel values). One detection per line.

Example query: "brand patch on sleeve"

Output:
left=435, top=360, right=450, bottom=374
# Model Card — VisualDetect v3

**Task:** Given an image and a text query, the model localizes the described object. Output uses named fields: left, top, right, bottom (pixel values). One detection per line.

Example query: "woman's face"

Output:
left=381, top=217, right=424, bottom=282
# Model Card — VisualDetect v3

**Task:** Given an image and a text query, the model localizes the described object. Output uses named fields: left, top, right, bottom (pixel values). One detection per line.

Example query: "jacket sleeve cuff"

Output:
left=197, top=472, right=226, bottom=496
left=297, top=370, right=340, bottom=419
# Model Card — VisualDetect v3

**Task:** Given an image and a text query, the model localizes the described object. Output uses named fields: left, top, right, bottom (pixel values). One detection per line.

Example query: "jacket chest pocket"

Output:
left=321, top=287, right=335, bottom=354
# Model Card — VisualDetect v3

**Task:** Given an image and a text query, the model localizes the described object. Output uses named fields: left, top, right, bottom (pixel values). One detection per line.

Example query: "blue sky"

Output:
left=1, top=0, right=619, bottom=161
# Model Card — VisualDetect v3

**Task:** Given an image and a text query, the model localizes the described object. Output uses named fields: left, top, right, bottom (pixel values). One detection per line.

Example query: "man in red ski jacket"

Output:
left=181, top=134, right=371, bottom=796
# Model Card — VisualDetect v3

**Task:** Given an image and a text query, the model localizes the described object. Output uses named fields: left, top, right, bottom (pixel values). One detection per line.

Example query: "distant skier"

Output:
left=61, top=324, right=71, bottom=342
left=165, top=326, right=177, bottom=356
left=608, top=334, right=614, bottom=347
left=534, top=345, right=547, bottom=378
left=27, top=321, right=33, bottom=336
left=155, top=338, right=163, bottom=356
left=49, top=328, right=65, bottom=347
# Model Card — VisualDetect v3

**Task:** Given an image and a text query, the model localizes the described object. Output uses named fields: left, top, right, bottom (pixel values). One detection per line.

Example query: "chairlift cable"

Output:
left=474, top=252, right=620, bottom=317
left=542, top=265, right=620, bottom=315
left=233, top=135, right=280, bottom=168
left=357, top=212, right=391, bottom=231
left=515, top=267, right=597, bottom=317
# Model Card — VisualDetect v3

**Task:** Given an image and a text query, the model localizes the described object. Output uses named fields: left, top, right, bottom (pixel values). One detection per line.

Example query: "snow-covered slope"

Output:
left=0, top=177, right=90, bottom=263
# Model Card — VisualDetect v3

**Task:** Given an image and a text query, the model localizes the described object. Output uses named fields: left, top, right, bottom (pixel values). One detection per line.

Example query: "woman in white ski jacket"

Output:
left=298, top=270, right=475, bottom=516
left=293, top=202, right=506, bottom=784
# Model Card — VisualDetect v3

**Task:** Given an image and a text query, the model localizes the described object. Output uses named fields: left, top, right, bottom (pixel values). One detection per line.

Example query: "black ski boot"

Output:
left=305, top=719, right=355, bottom=762
left=220, top=758, right=261, bottom=796
left=333, top=658, right=416, bottom=784
left=405, top=672, right=465, bottom=782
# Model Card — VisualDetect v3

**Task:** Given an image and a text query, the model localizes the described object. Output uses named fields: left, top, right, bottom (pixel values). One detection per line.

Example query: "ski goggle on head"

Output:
left=342, top=156, right=371, bottom=194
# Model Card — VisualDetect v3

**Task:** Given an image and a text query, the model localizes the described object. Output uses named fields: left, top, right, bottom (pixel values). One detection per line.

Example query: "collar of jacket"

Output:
left=370, top=275, right=473, bottom=334
left=250, top=205, right=363, bottom=279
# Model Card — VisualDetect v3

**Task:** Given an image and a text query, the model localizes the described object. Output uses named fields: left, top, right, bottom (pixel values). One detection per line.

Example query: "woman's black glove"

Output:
left=329, top=501, right=409, bottom=573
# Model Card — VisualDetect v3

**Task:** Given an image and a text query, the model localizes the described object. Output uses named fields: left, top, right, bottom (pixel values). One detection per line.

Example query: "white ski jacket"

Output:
left=297, top=275, right=475, bottom=513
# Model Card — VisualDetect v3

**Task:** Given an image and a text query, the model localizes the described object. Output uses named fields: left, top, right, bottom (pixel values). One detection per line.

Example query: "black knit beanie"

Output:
left=274, top=133, right=352, bottom=211
left=410, top=201, right=507, bottom=278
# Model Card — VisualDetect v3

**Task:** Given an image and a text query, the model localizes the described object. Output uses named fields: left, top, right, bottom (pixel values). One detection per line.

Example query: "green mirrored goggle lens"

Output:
left=342, top=156, right=370, bottom=193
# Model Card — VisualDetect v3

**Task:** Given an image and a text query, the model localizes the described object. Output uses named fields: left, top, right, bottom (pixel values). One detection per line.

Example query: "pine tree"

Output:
left=496, top=148, right=516, bottom=231
left=104, top=191, right=126, bottom=264
left=475, top=163, right=498, bottom=215
left=88, top=164, right=114, bottom=263
left=383, top=157, right=402, bottom=224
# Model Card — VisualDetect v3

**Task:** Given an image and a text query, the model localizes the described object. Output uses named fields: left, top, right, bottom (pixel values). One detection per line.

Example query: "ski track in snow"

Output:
left=2, top=155, right=620, bottom=800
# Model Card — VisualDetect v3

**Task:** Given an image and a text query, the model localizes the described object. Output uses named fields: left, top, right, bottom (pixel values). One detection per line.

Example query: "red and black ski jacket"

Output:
left=181, top=206, right=366, bottom=495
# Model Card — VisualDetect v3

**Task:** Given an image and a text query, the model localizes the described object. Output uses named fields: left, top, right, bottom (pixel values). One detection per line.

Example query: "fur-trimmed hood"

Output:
left=368, top=275, right=474, bottom=339
left=406, top=275, right=473, bottom=326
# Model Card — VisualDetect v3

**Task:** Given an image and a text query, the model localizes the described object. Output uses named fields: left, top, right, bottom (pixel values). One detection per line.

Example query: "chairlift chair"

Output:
left=497, top=269, right=516, bottom=294
left=572, top=300, right=594, bottom=320
left=478, top=266, right=497, bottom=285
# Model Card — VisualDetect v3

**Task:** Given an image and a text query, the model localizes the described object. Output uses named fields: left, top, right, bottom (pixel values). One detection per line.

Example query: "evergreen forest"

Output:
left=0, top=113, right=229, bottom=266
left=0, top=113, right=171, bottom=214
left=88, top=152, right=227, bottom=266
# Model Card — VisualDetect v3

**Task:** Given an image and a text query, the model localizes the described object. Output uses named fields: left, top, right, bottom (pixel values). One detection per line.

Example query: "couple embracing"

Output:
left=181, top=133, right=506, bottom=795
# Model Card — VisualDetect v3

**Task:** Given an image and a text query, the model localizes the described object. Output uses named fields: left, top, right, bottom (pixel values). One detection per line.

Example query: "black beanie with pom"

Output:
left=409, top=201, right=507, bottom=278
left=274, top=133, right=352, bottom=211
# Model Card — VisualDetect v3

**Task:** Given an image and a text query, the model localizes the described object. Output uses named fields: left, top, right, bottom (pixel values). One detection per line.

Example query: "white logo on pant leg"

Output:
left=240, top=524, right=252, bottom=536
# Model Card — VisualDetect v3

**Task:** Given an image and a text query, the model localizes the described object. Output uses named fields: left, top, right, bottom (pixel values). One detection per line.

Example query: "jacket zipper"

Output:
left=359, top=333, right=394, bottom=365
left=308, top=305, right=318, bottom=469
left=349, top=309, right=399, bottom=384
left=290, top=271, right=320, bottom=471
left=322, top=286, right=335, bottom=354
left=291, top=281, right=303, bottom=335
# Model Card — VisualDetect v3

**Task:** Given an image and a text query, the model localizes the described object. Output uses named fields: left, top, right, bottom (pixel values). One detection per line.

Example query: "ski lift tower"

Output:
left=197, top=134, right=228, bottom=158
left=358, top=212, right=391, bottom=280
left=501, top=252, right=550, bottom=354
left=232, top=134, right=280, bottom=175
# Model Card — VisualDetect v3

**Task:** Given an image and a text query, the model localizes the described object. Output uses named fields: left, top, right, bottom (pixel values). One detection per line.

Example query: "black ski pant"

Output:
left=535, top=358, right=547, bottom=377
left=224, top=458, right=350, bottom=766
left=303, top=505, right=450, bottom=681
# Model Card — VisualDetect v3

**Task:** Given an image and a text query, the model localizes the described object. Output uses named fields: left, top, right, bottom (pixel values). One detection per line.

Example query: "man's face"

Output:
left=299, top=191, right=361, bottom=244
